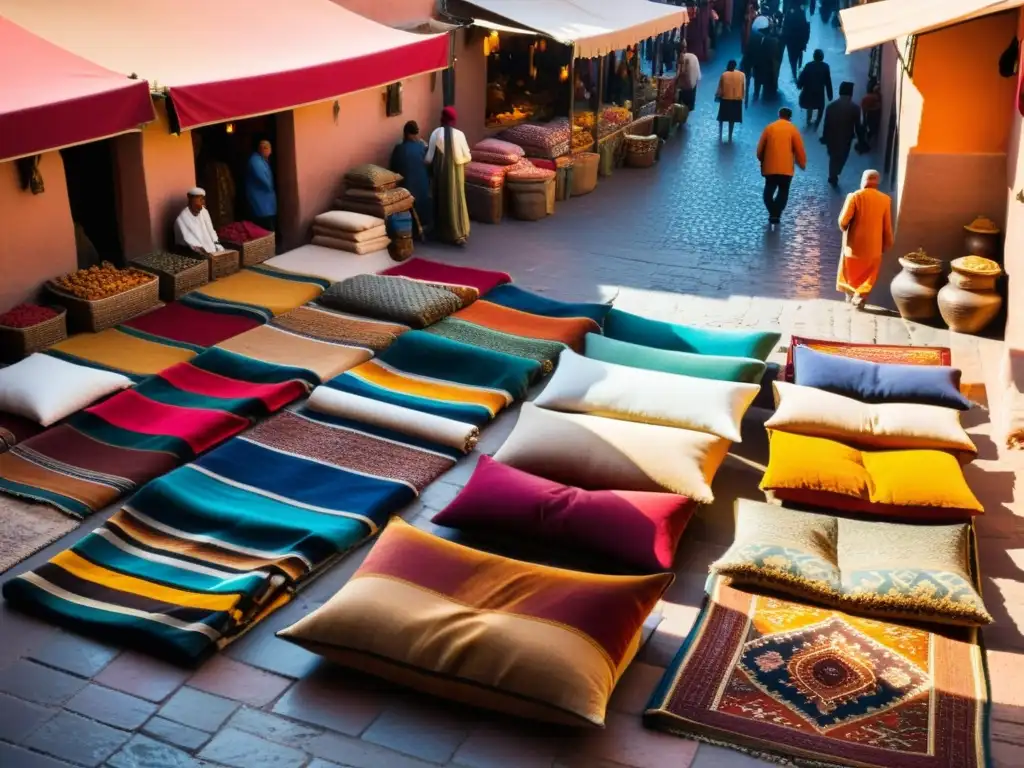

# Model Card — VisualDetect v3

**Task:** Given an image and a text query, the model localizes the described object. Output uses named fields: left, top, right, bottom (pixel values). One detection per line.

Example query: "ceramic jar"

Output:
left=937, top=256, right=1003, bottom=333
left=890, top=251, right=943, bottom=321
left=963, top=215, right=1002, bottom=263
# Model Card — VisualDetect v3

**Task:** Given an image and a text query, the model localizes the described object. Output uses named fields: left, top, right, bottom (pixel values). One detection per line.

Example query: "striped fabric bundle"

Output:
left=270, top=304, right=408, bottom=355
left=451, top=300, right=601, bottom=354
left=215, top=324, right=372, bottom=385
left=423, top=318, right=564, bottom=376
left=182, top=265, right=331, bottom=322
left=484, top=284, right=613, bottom=326
left=327, top=331, right=540, bottom=427
left=121, top=301, right=265, bottom=351
left=0, top=348, right=315, bottom=518
left=2, top=403, right=461, bottom=662
left=46, top=328, right=197, bottom=382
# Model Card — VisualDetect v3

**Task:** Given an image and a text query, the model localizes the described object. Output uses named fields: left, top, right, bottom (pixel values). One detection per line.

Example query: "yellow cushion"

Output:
left=761, top=431, right=983, bottom=519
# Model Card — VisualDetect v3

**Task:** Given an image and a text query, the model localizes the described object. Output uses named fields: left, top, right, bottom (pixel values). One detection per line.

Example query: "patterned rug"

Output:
left=0, top=495, right=77, bottom=573
left=644, top=578, right=991, bottom=768
left=785, top=337, right=952, bottom=383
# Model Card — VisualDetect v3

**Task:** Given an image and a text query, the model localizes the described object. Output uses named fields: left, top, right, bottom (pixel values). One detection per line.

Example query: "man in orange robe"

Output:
left=837, top=169, right=894, bottom=308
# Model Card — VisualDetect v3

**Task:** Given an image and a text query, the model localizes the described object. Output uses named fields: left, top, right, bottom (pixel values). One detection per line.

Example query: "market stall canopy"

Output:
left=0, top=0, right=450, bottom=131
left=0, top=16, right=155, bottom=163
left=448, top=0, right=688, bottom=58
left=839, top=0, right=1022, bottom=53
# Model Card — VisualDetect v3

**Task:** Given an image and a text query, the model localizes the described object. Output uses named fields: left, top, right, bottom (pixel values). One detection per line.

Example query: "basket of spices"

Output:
left=0, top=304, right=67, bottom=362
left=46, top=262, right=160, bottom=333
left=625, top=134, right=659, bottom=168
left=130, top=251, right=209, bottom=302
left=217, top=221, right=276, bottom=268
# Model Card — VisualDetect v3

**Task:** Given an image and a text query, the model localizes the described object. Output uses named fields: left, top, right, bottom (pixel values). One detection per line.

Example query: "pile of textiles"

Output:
left=464, top=162, right=509, bottom=190
left=335, top=164, right=414, bottom=219
left=448, top=300, right=602, bottom=353
left=216, top=221, right=271, bottom=244
left=470, top=137, right=525, bottom=166
left=0, top=348, right=316, bottom=518
left=319, top=274, right=464, bottom=329
left=181, top=265, right=330, bottom=322
left=310, top=210, right=390, bottom=255
left=121, top=301, right=264, bottom=351
left=0, top=412, right=41, bottom=454
left=498, top=119, right=571, bottom=159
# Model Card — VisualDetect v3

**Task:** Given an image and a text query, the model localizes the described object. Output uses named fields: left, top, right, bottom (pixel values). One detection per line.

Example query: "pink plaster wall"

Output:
left=139, top=101, right=199, bottom=253
left=113, top=131, right=153, bottom=259
left=0, top=152, right=76, bottom=313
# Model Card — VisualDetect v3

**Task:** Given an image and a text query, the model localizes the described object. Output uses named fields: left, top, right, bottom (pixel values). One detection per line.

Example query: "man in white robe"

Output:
left=174, top=187, right=223, bottom=255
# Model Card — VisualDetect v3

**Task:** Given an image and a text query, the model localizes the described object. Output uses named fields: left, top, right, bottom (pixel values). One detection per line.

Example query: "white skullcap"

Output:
left=751, top=17, right=769, bottom=32
left=187, top=187, right=206, bottom=197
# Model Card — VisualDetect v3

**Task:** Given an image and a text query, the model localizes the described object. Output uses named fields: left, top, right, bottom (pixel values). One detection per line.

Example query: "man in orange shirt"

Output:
left=756, top=107, right=807, bottom=225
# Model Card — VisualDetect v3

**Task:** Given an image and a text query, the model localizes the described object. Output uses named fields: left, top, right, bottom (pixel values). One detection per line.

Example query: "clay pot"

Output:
left=937, top=256, right=1003, bottom=333
left=891, top=256, right=943, bottom=321
left=963, top=216, right=1002, bottom=263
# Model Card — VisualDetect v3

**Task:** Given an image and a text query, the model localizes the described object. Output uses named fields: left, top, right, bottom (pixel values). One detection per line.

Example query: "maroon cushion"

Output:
left=431, top=455, right=694, bottom=572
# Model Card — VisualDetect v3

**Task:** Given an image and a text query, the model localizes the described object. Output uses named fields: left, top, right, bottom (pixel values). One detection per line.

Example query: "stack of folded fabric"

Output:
left=334, top=164, right=414, bottom=219
left=311, top=210, right=390, bottom=255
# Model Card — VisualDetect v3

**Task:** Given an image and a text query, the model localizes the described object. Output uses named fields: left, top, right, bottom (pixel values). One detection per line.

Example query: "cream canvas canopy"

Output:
left=450, top=0, right=688, bottom=58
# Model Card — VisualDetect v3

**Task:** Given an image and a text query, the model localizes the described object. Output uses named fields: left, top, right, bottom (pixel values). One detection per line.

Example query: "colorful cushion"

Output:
left=494, top=403, right=730, bottom=503
left=311, top=235, right=391, bottom=255
left=277, top=517, right=671, bottom=726
left=603, top=309, right=780, bottom=361
left=792, top=344, right=970, bottom=410
left=433, top=456, right=695, bottom=572
left=767, top=381, right=976, bottom=458
left=535, top=349, right=758, bottom=442
left=484, top=285, right=612, bottom=325
left=471, top=150, right=521, bottom=166
left=710, top=501, right=992, bottom=626
left=344, top=164, right=402, bottom=190
left=584, top=333, right=766, bottom=384
left=760, top=431, right=984, bottom=519
left=0, top=353, right=132, bottom=426
left=506, top=166, right=556, bottom=182
left=318, top=275, right=462, bottom=329
left=464, top=162, right=508, bottom=189
left=313, top=210, right=384, bottom=233
left=473, top=137, right=525, bottom=159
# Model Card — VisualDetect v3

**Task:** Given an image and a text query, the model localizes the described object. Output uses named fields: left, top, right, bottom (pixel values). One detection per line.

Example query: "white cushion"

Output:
left=767, top=381, right=978, bottom=457
left=0, top=354, right=133, bottom=426
left=533, top=348, right=759, bottom=442
left=313, top=210, right=384, bottom=232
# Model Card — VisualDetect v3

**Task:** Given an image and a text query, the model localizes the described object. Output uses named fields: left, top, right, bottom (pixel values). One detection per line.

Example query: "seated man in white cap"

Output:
left=174, top=187, right=224, bottom=255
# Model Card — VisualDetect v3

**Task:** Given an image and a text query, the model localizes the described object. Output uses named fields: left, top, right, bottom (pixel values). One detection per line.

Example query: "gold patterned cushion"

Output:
left=711, top=500, right=992, bottom=626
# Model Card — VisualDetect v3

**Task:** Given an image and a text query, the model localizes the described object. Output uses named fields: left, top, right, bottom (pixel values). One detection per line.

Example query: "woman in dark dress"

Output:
left=389, top=121, right=432, bottom=236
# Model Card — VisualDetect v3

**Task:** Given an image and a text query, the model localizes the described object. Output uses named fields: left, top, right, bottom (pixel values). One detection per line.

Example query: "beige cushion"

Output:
left=263, top=245, right=397, bottom=285
left=312, top=224, right=387, bottom=243
left=0, top=353, right=132, bottom=426
left=535, top=349, right=758, bottom=441
left=493, top=402, right=730, bottom=503
left=313, top=210, right=384, bottom=232
left=311, top=235, right=392, bottom=255
left=766, top=381, right=977, bottom=458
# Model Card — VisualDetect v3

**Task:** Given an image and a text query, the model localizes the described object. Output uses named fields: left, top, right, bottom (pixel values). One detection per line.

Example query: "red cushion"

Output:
left=431, top=455, right=694, bottom=572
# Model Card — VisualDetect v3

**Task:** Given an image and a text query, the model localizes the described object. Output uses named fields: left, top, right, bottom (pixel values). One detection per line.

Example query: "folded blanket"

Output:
left=47, top=328, right=196, bottom=383
left=423, top=317, right=563, bottom=376
left=318, top=275, right=462, bottom=329
left=485, top=284, right=612, bottom=325
left=272, top=305, right=407, bottom=354
left=122, top=302, right=263, bottom=350
left=1002, top=347, right=1024, bottom=449
left=216, top=324, right=372, bottom=383
left=381, top=257, right=511, bottom=297
left=184, top=265, right=330, bottom=321
left=312, top=224, right=387, bottom=243
left=307, top=387, right=478, bottom=453
left=333, top=197, right=415, bottom=218
left=344, top=187, right=412, bottom=205
left=452, top=300, right=600, bottom=353
left=312, top=235, right=392, bottom=255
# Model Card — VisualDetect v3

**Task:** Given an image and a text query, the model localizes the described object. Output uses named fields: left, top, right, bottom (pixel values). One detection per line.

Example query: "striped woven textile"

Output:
left=121, top=301, right=265, bottom=351
left=0, top=348, right=315, bottom=518
left=0, top=412, right=42, bottom=455
left=271, top=304, right=408, bottom=355
left=2, top=403, right=461, bottom=663
left=46, top=328, right=197, bottom=382
left=423, top=317, right=564, bottom=376
left=451, top=300, right=601, bottom=353
left=483, top=284, right=613, bottom=326
left=380, top=257, right=512, bottom=304
left=326, top=331, right=541, bottom=427
left=182, top=265, right=331, bottom=322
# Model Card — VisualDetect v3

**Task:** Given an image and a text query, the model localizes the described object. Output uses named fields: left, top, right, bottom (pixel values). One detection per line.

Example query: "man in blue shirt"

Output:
left=245, top=138, right=277, bottom=231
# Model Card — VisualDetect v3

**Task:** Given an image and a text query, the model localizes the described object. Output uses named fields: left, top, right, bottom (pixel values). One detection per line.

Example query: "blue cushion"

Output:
left=792, top=345, right=971, bottom=410
left=603, top=309, right=781, bottom=361
left=485, top=285, right=612, bottom=325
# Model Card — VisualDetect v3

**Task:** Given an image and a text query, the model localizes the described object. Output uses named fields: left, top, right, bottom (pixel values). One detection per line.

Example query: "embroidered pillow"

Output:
left=433, top=456, right=695, bottom=572
left=603, top=308, right=780, bottom=361
left=767, top=381, right=976, bottom=458
left=0, top=354, right=133, bottom=426
left=584, top=333, right=766, bottom=384
left=474, top=138, right=525, bottom=159
left=278, top=518, right=672, bottom=726
left=792, top=344, right=970, bottom=410
left=711, top=501, right=992, bottom=626
left=493, top=402, right=730, bottom=503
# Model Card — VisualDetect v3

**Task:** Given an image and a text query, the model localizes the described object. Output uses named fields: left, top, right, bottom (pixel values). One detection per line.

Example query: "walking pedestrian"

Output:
left=797, top=49, right=833, bottom=127
left=861, top=77, right=882, bottom=143
left=762, top=25, right=784, bottom=97
left=756, top=107, right=807, bottom=224
left=782, top=4, right=810, bottom=80
left=837, top=169, right=893, bottom=308
left=677, top=40, right=701, bottom=111
left=821, top=81, right=865, bottom=185
left=425, top=107, right=471, bottom=246
left=390, top=120, right=432, bottom=236
left=716, top=60, right=747, bottom=141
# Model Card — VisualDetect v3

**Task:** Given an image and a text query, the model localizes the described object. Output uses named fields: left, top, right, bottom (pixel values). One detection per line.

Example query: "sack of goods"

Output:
left=336, top=164, right=415, bottom=219
left=470, top=138, right=525, bottom=166
left=311, top=210, right=391, bottom=255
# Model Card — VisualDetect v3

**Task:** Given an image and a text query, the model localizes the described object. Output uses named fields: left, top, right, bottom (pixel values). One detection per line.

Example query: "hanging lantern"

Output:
left=225, top=122, right=235, bottom=134
left=483, top=36, right=491, bottom=56
left=538, top=39, right=547, bottom=53
left=559, top=65, right=569, bottom=82
left=490, top=30, right=500, bottom=52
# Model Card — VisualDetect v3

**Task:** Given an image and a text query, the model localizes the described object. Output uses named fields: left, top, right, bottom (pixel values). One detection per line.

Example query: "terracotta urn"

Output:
left=937, top=256, right=1003, bottom=333
left=890, top=249, right=943, bottom=321
left=963, top=215, right=1002, bottom=263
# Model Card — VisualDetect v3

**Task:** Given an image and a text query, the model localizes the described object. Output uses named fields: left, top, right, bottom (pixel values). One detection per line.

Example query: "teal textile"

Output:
left=603, top=309, right=780, bottom=361
left=584, top=333, right=766, bottom=384
left=485, top=284, right=612, bottom=325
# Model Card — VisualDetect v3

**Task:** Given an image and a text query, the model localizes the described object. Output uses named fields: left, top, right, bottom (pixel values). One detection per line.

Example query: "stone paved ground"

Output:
left=2, top=18, right=1023, bottom=768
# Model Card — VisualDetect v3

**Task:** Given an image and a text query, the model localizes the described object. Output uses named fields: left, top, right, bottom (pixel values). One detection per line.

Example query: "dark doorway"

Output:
left=192, top=116, right=277, bottom=231
left=61, top=140, right=121, bottom=268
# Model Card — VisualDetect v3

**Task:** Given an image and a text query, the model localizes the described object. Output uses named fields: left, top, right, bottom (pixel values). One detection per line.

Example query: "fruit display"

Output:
left=598, top=106, right=632, bottom=137
left=52, top=262, right=155, bottom=301
left=0, top=304, right=60, bottom=329
left=573, top=111, right=596, bottom=130
left=487, top=106, right=534, bottom=127
left=571, top=126, right=594, bottom=151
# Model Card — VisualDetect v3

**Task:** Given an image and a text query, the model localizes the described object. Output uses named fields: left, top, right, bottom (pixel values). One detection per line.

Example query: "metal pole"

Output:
left=593, top=55, right=605, bottom=147
left=568, top=46, right=576, bottom=132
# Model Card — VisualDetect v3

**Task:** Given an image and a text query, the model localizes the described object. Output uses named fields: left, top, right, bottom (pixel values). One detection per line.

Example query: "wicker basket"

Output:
left=0, top=308, right=67, bottom=362
left=466, top=183, right=504, bottom=224
left=625, top=135, right=659, bottom=168
left=506, top=182, right=548, bottom=222
left=571, top=152, right=599, bottom=196
left=46, top=276, right=160, bottom=333
left=205, top=249, right=240, bottom=280
left=388, top=235, right=414, bottom=262
left=130, top=256, right=209, bottom=302
left=219, top=232, right=275, bottom=268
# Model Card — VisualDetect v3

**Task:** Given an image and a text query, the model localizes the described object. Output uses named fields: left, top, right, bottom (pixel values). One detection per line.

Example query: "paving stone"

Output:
left=140, top=716, right=211, bottom=752
left=306, top=731, right=439, bottom=768
left=157, top=686, right=240, bottom=732
left=197, top=727, right=307, bottom=768
left=23, top=710, right=129, bottom=767
left=106, top=734, right=204, bottom=768
left=451, top=722, right=563, bottom=768
left=93, top=651, right=190, bottom=703
left=0, top=691, right=55, bottom=744
left=0, top=743, right=77, bottom=768
left=65, top=683, right=158, bottom=730
left=0, top=607, right=60, bottom=670
left=607, top=662, right=667, bottom=716
left=271, top=669, right=390, bottom=736
left=307, top=761, right=353, bottom=768
left=188, top=655, right=292, bottom=707
left=0, top=658, right=88, bottom=706
left=227, top=707, right=323, bottom=748
left=28, top=632, right=120, bottom=678
left=360, top=700, right=474, bottom=763
left=560, top=711, right=699, bottom=768
left=690, top=744, right=772, bottom=767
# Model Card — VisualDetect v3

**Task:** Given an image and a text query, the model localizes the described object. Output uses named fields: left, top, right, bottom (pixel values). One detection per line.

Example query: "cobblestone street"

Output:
left=2, top=17, right=1023, bottom=768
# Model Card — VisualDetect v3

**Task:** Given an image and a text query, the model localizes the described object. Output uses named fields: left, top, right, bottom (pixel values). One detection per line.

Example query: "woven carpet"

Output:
left=451, top=300, right=600, bottom=353
left=271, top=304, right=408, bottom=355
left=182, top=265, right=330, bottom=321
left=644, top=577, right=991, bottom=768
left=0, top=348, right=316, bottom=518
left=215, top=324, right=373, bottom=384
left=484, top=284, right=613, bottom=326
left=47, top=328, right=197, bottom=382
left=380, top=257, right=511, bottom=302
left=2, top=403, right=461, bottom=663
left=122, top=301, right=264, bottom=350
left=785, top=337, right=952, bottom=383
left=319, top=274, right=463, bottom=329
left=423, top=317, right=564, bottom=376
left=0, top=494, right=78, bottom=573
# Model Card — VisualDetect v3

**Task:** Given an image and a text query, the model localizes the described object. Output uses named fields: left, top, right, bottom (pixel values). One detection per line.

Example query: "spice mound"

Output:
left=965, top=215, right=999, bottom=233
left=53, top=262, right=155, bottom=301
left=952, top=255, right=1001, bottom=275
left=134, top=251, right=204, bottom=274
left=0, top=304, right=60, bottom=328
left=903, top=248, right=940, bottom=266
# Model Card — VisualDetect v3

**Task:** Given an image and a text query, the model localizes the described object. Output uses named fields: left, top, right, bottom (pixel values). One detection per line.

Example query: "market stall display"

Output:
left=498, top=119, right=571, bottom=160
left=0, top=304, right=67, bottom=362
left=46, top=263, right=160, bottom=333
left=130, top=251, right=209, bottom=302
left=217, top=221, right=276, bottom=267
